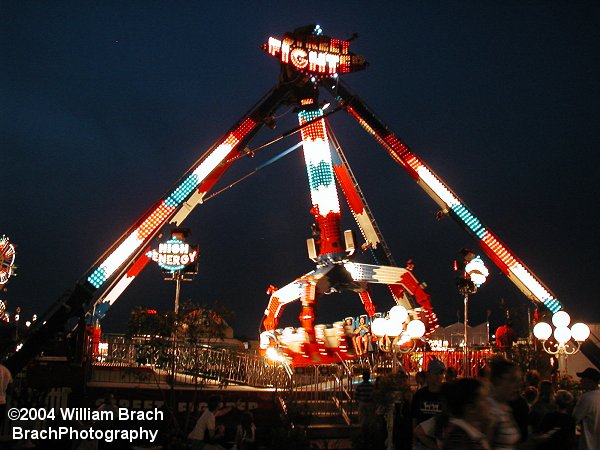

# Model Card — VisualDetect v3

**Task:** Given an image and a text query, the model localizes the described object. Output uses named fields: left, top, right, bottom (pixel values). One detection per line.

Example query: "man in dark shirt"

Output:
left=508, top=392, right=530, bottom=442
left=412, top=358, right=445, bottom=428
left=539, top=389, right=576, bottom=450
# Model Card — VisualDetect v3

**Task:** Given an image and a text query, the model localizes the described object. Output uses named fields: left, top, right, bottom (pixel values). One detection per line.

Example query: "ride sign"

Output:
left=147, top=238, right=198, bottom=273
left=263, top=25, right=367, bottom=78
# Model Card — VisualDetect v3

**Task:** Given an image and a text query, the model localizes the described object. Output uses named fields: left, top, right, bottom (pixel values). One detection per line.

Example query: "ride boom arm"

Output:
left=328, top=127, right=435, bottom=314
left=4, top=85, right=290, bottom=373
left=326, top=79, right=562, bottom=314
left=87, top=85, right=290, bottom=321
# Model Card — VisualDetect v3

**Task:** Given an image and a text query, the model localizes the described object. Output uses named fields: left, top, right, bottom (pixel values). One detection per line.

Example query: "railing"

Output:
left=279, top=358, right=362, bottom=427
left=332, top=356, right=356, bottom=425
left=377, top=348, right=496, bottom=376
left=88, top=334, right=503, bottom=391
left=88, top=335, right=290, bottom=389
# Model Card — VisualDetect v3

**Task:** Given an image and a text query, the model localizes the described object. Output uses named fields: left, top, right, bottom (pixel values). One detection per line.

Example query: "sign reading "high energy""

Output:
left=147, top=238, right=198, bottom=272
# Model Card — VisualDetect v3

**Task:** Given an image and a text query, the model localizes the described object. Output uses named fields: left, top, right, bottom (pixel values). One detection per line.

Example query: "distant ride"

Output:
left=0, top=235, right=16, bottom=286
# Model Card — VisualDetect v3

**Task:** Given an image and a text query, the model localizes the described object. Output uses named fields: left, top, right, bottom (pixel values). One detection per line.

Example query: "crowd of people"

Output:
left=353, top=359, right=600, bottom=450
left=1, top=355, right=598, bottom=450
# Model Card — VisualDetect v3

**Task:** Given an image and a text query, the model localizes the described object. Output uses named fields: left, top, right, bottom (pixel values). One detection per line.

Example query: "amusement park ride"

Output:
left=0, top=235, right=17, bottom=287
left=3, top=25, right=597, bottom=371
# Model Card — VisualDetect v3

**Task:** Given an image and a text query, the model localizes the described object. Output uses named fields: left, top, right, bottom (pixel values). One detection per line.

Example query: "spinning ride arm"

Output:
left=324, top=79, right=562, bottom=315
left=260, top=104, right=435, bottom=349
left=328, top=127, right=435, bottom=316
left=4, top=85, right=291, bottom=373
left=328, top=128, right=396, bottom=267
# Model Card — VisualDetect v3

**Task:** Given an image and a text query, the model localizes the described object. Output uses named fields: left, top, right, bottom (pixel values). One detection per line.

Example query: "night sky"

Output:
left=2, top=2, right=599, bottom=339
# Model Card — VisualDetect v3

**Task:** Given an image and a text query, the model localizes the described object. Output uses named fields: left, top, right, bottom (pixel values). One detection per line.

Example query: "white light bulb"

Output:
left=389, top=305, right=408, bottom=324
left=571, top=323, right=590, bottom=342
left=386, top=319, right=403, bottom=337
left=533, top=322, right=552, bottom=341
left=552, top=311, right=571, bottom=328
left=465, top=256, right=489, bottom=286
left=371, top=318, right=386, bottom=337
left=554, top=326, right=571, bottom=344
left=406, top=319, right=426, bottom=338
left=470, top=273, right=487, bottom=286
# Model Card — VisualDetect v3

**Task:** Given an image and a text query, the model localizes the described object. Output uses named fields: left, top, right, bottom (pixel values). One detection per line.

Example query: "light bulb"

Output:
left=386, top=319, right=403, bottom=337
left=406, top=319, right=426, bottom=338
left=554, top=326, right=571, bottom=344
left=470, top=273, right=487, bottom=286
left=371, top=318, right=386, bottom=337
left=533, top=322, right=552, bottom=341
left=571, top=323, right=590, bottom=342
left=465, top=256, right=489, bottom=286
left=389, top=305, right=408, bottom=324
left=552, top=311, right=571, bottom=328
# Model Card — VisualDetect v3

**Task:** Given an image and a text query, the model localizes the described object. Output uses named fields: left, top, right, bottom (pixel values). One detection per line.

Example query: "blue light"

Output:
left=166, top=174, right=200, bottom=207
left=451, top=204, right=485, bottom=238
left=308, top=161, right=334, bottom=190
left=544, top=298, right=562, bottom=313
left=88, top=267, right=107, bottom=288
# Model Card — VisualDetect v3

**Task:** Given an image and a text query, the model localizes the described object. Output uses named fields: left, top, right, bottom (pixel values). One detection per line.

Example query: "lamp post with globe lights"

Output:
left=533, top=311, right=590, bottom=373
left=370, top=305, right=426, bottom=372
left=455, top=250, right=489, bottom=376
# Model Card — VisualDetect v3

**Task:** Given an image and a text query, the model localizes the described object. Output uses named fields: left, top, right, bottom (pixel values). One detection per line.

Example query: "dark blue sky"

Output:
left=2, top=2, right=599, bottom=338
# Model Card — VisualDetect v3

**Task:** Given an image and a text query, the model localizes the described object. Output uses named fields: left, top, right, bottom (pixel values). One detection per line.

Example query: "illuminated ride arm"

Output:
left=260, top=104, right=367, bottom=365
left=328, top=128, right=438, bottom=330
left=328, top=128, right=397, bottom=267
left=343, top=262, right=427, bottom=310
left=260, top=267, right=363, bottom=366
left=261, top=103, right=433, bottom=365
left=4, top=85, right=290, bottom=373
left=87, top=85, right=291, bottom=320
left=259, top=263, right=432, bottom=365
left=325, top=79, right=562, bottom=314
left=265, top=104, right=348, bottom=365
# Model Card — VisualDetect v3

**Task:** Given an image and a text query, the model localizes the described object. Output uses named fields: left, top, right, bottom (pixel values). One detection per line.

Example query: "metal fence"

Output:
left=91, top=338, right=511, bottom=393
left=89, top=335, right=290, bottom=389
left=89, top=335, right=500, bottom=389
left=279, top=357, right=361, bottom=426
left=395, top=349, right=496, bottom=376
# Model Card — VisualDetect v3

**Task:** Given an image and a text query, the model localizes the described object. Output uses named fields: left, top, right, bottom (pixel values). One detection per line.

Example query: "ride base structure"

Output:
left=4, top=25, right=598, bottom=373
